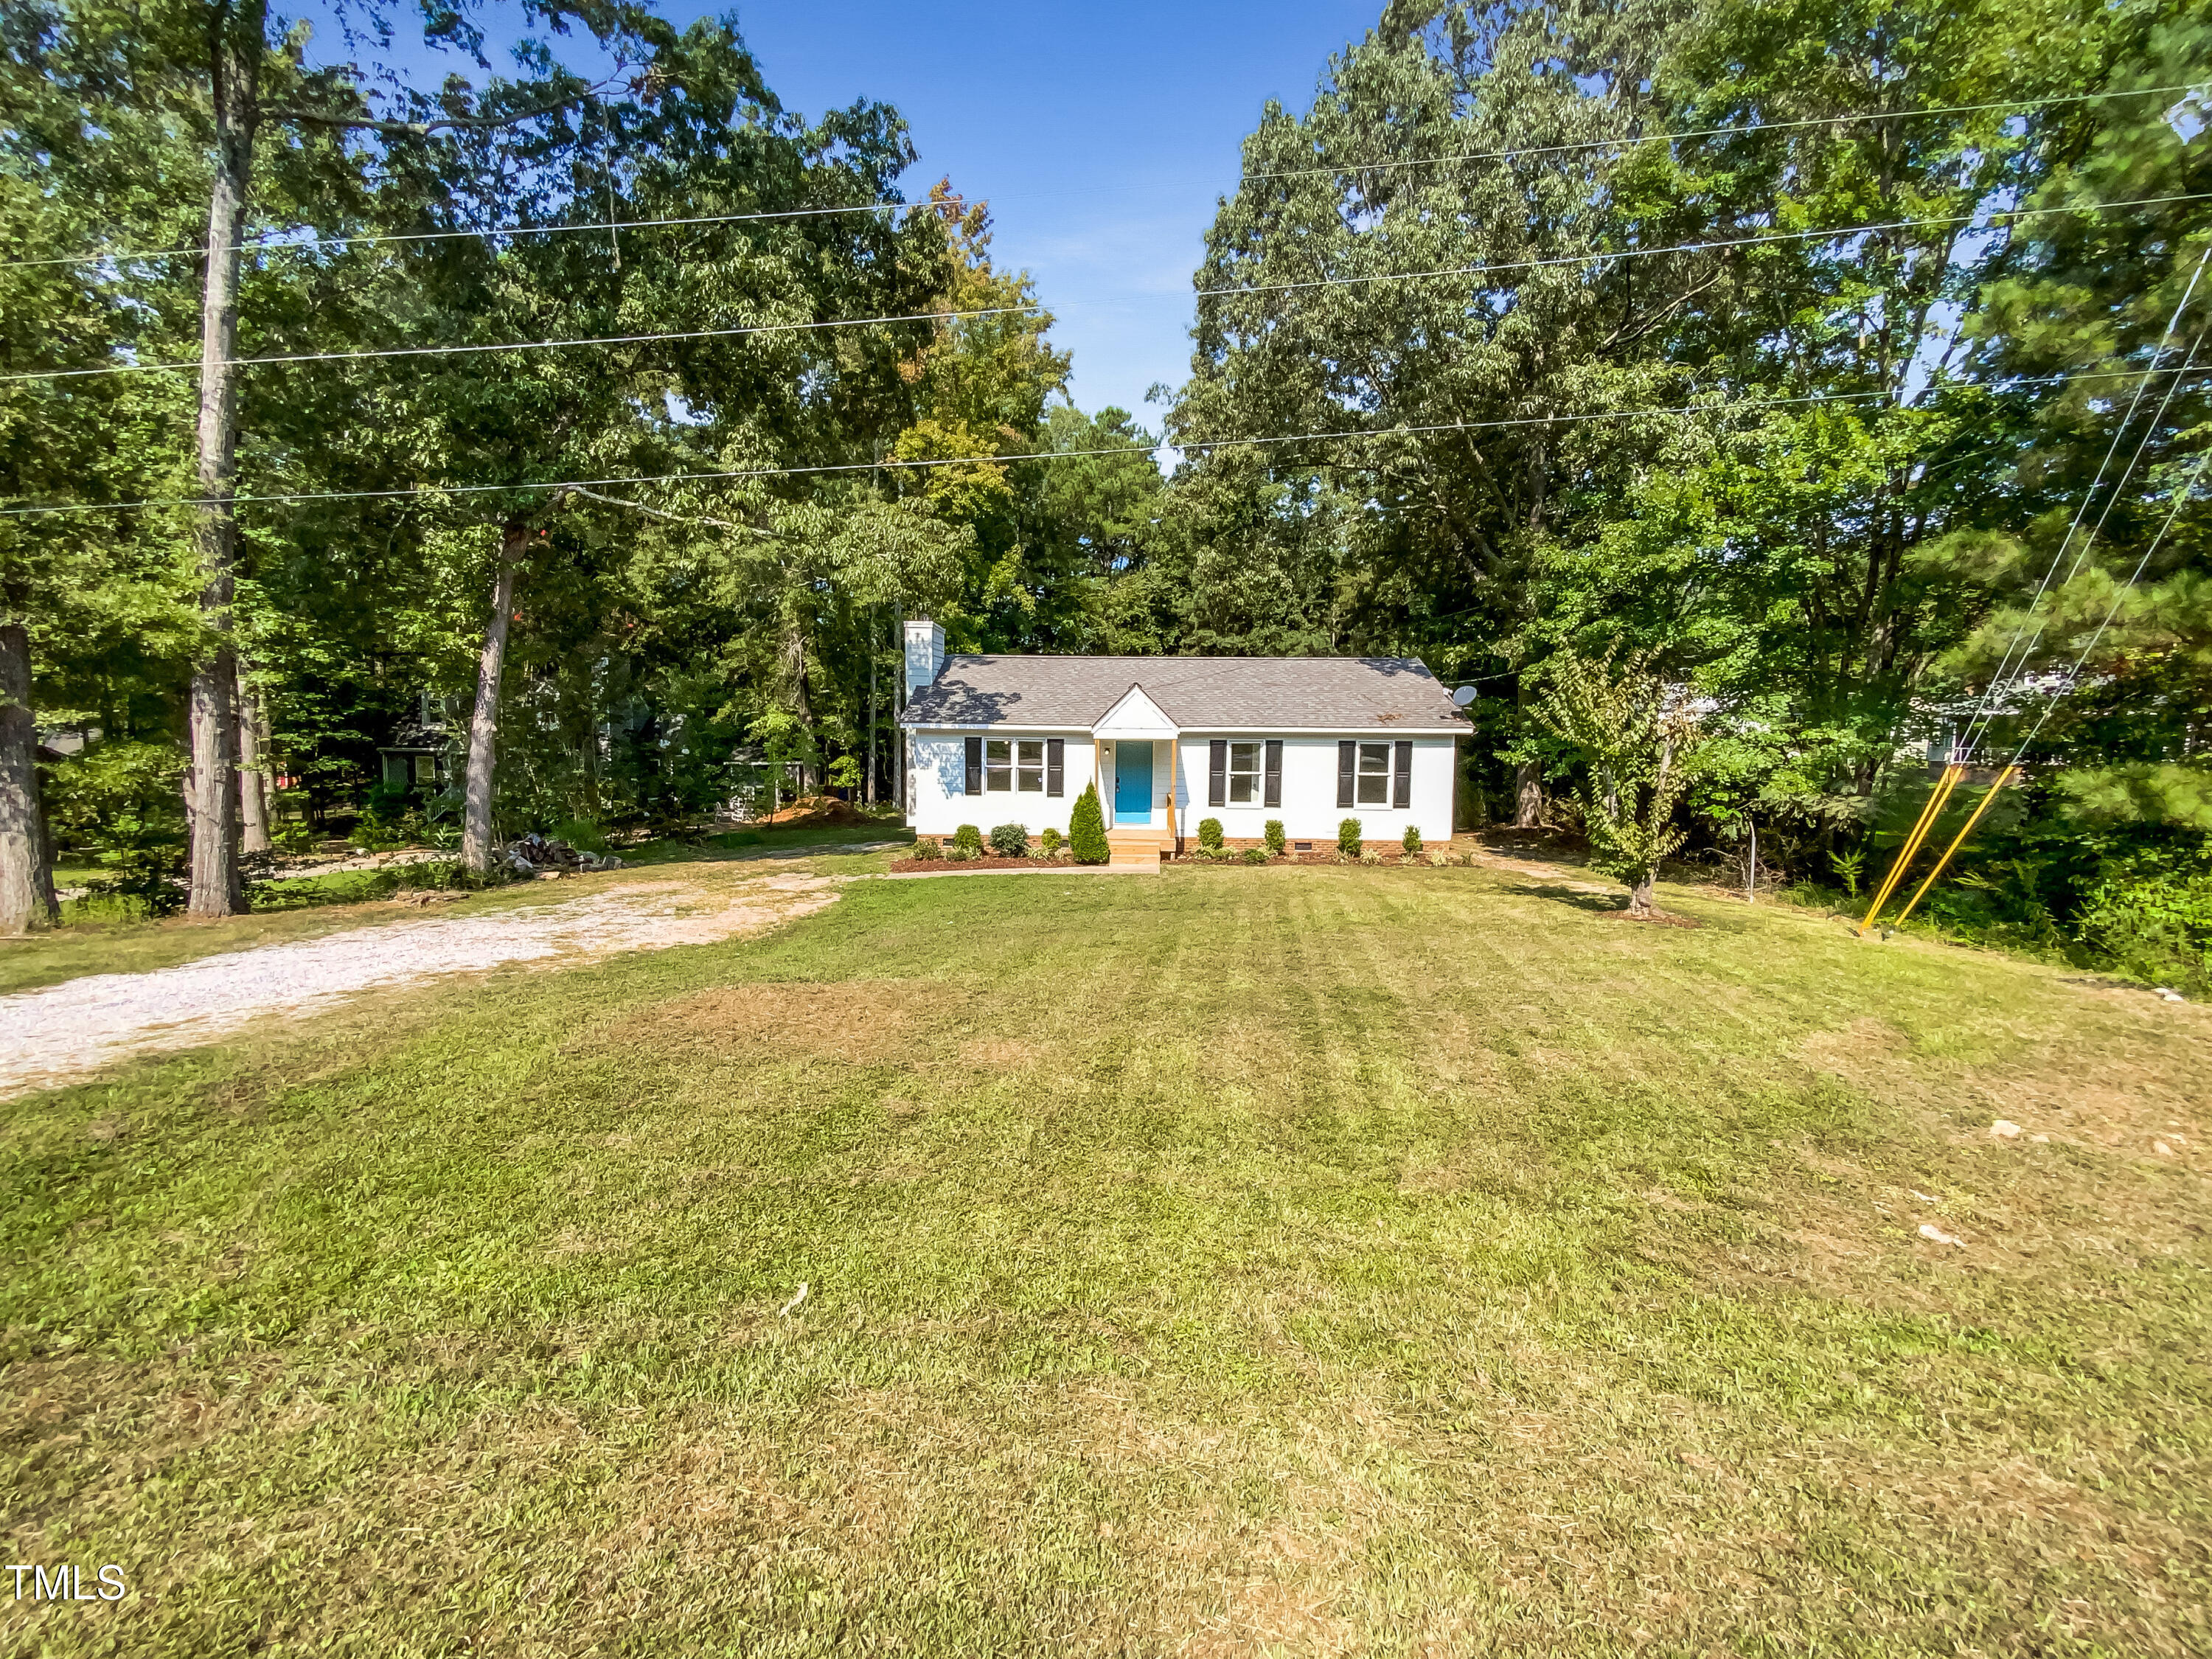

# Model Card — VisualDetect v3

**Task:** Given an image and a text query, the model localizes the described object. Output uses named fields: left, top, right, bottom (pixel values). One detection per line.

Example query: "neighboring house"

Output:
left=896, top=619, right=1468, bottom=858
left=377, top=692, right=454, bottom=792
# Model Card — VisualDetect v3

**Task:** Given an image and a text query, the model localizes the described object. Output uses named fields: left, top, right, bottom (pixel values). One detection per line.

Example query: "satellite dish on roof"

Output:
left=1451, top=685, right=1479, bottom=706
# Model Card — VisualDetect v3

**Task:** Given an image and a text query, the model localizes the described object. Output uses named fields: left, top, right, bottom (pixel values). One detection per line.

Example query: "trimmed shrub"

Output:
left=1242, top=846, right=1267, bottom=864
left=1197, top=816, right=1224, bottom=852
left=1263, top=819, right=1286, bottom=857
left=1338, top=817, right=1363, bottom=857
left=953, top=824, right=984, bottom=858
left=1402, top=825, right=1422, bottom=856
left=1038, top=826, right=1064, bottom=855
left=1069, top=782, right=1110, bottom=864
left=912, top=837, right=944, bottom=861
left=989, top=822, right=1029, bottom=857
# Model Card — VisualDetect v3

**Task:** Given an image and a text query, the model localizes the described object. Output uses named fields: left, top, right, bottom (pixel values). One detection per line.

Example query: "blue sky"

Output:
left=719, top=2, right=1382, bottom=425
left=307, top=1, right=1382, bottom=428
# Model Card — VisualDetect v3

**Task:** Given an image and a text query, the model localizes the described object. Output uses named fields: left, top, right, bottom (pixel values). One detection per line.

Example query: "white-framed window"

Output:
left=1357, top=741, right=1391, bottom=805
left=1228, top=740, right=1262, bottom=804
left=986, top=737, right=1013, bottom=791
left=1017, top=738, right=1045, bottom=792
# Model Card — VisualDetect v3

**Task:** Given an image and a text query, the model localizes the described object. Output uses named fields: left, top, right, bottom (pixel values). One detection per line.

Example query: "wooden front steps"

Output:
left=1105, top=828, right=1169, bottom=869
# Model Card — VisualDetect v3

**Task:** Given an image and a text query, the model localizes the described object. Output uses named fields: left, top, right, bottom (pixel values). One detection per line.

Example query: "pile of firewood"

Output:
left=503, top=832, right=624, bottom=877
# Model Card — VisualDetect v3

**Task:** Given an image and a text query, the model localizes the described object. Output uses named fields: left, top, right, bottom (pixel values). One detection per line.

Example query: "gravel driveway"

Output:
left=0, top=874, right=835, bottom=1100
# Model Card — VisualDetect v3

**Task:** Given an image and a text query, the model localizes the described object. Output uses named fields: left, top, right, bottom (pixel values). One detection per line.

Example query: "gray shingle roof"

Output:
left=900, top=655, right=1468, bottom=732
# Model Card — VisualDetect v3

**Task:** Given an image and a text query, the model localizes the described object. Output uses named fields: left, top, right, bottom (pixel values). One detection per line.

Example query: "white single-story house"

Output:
left=896, top=620, right=1469, bottom=858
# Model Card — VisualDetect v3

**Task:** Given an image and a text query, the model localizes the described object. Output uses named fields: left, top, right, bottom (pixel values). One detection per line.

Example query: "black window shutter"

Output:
left=1208, top=739, right=1227, bottom=807
left=1337, top=740, right=1355, bottom=809
left=1263, top=740, right=1282, bottom=809
left=1046, top=737, right=1064, bottom=796
left=964, top=734, right=983, bottom=796
left=1393, top=740, right=1413, bottom=809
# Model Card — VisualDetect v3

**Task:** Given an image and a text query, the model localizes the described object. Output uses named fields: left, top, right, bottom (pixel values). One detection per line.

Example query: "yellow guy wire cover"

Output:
left=1890, top=767, right=2020, bottom=928
left=1860, top=764, right=1962, bottom=935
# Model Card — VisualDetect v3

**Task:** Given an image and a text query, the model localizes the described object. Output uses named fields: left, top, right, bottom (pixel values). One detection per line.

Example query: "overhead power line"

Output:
left=1957, top=246, right=2211, bottom=759
left=1238, top=82, right=2203, bottom=187
left=10, top=192, right=2199, bottom=388
left=0, top=196, right=970, bottom=274
left=0, top=364, right=2168, bottom=521
left=1997, top=444, right=2212, bottom=768
left=1197, top=191, right=2211, bottom=299
left=0, top=303, right=1042, bottom=386
left=10, top=81, right=2193, bottom=276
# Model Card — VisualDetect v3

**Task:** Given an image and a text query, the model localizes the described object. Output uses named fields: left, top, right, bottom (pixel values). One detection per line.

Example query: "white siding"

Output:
left=908, top=731, right=1098, bottom=837
left=1172, top=734, right=1457, bottom=845
left=908, top=728, right=1458, bottom=844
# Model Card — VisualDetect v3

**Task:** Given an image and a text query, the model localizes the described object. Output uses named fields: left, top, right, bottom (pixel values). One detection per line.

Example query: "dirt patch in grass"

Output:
left=961, top=1036, right=1045, bottom=1069
left=1794, top=1015, right=1912, bottom=1077
left=1955, top=1032, right=2208, bottom=1158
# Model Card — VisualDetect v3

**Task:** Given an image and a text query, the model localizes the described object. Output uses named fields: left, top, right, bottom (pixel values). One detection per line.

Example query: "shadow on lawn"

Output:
left=1503, top=880, right=1731, bottom=931
left=1504, top=880, right=1630, bottom=914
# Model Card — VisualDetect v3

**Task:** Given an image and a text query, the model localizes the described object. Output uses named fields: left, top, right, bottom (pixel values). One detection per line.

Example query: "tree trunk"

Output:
left=0, top=622, right=58, bottom=935
left=783, top=624, right=814, bottom=792
left=893, top=608, right=906, bottom=816
left=460, top=526, right=523, bottom=873
left=1513, top=761, right=1543, bottom=828
left=1628, top=872, right=1655, bottom=918
left=184, top=1, right=262, bottom=919
left=865, top=616, right=877, bottom=807
left=236, top=661, right=271, bottom=855
left=254, top=690, right=275, bottom=827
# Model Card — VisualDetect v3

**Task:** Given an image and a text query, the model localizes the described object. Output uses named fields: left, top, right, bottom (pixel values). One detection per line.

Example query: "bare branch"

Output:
left=557, top=484, right=769, bottom=536
left=268, top=79, right=616, bottom=139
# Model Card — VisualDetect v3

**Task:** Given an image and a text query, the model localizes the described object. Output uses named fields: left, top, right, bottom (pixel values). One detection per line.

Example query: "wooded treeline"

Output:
left=3, top=0, right=2208, bottom=984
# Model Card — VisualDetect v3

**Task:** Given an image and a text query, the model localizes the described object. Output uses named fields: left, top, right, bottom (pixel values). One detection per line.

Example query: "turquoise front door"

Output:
left=1113, top=743, right=1153, bottom=825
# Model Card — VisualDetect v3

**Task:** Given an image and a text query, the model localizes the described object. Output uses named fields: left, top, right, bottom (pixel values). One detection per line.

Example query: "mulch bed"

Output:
left=750, top=794, right=870, bottom=829
left=1172, top=852, right=1450, bottom=866
left=888, top=855, right=1079, bottom=873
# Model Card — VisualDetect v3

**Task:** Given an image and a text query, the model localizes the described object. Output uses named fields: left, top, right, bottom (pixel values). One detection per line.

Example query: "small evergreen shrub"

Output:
left=989, top=822, right=1029, bottom=857
left=1242, top=846, right=1267, bottom=864
left=1263, top=819, right=1286, bottom=857
left=1402, top=825, right=1422, bottom=856
left=1338, top=818, right=1363, bottom=857
left=953, top=824, right=984, bottom=858
left=912, top=837, right=944, bottom=861
left=1038, top=826, right=1064, bottom=855
left=1069, top=782, right=1110, bottom=864
left=1197, top=816, right=1224, bottom=852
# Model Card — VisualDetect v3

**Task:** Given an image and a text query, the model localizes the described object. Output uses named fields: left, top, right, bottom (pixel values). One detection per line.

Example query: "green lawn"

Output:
left=3, top=865, right=2206, bottom=1655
